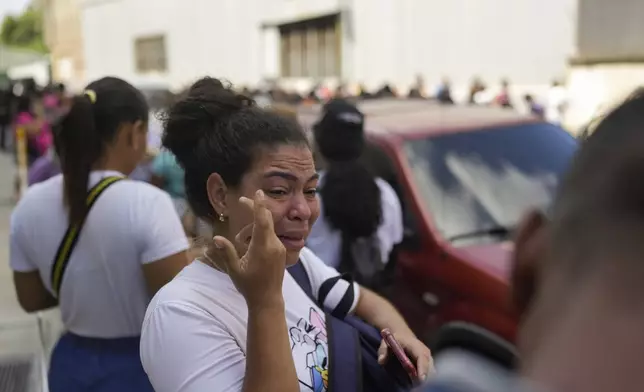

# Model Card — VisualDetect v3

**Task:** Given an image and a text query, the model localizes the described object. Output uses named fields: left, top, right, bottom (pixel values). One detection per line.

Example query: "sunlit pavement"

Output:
left=0, top=152, right=62, bottom=363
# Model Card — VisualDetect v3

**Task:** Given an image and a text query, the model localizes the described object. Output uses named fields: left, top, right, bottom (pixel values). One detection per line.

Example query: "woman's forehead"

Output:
left=252, top=144, right=316, bottom=179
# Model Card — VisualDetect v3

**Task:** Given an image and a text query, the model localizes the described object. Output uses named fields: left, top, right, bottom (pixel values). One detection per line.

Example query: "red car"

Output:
left=299, top=99, right=577, bottom=347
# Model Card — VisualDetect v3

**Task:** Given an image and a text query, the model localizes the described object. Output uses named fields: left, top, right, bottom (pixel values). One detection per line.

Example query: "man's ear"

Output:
left=116, top=122, right=135, bottom=148
left=206, top=173, right=228, bottom=218
left=512, top=209, right=549, bottom=318
left=133, top=119, right=147, bottom=135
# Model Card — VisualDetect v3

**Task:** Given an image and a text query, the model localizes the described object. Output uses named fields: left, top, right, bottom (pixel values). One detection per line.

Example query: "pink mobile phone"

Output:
left=381, top=328, right=418, bottom=380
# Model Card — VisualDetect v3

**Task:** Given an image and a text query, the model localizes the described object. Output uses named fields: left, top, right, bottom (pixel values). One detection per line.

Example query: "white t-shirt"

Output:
left=306, top=174, right=404, bottom=268
left=10, top=170, right=190, bottom=338
left=140, top=248, right=360, bottom=392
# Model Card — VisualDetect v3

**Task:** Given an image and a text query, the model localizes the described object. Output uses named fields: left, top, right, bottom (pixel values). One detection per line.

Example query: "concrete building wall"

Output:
left=82, top=0, right=266, bottom=90
left=7, top=60, right=50, bottom=86
left=81, top=0, right=576, bottom=99
left=576, top=0, right=644, bottom=62
left=566, top=0, right=644, bottom=132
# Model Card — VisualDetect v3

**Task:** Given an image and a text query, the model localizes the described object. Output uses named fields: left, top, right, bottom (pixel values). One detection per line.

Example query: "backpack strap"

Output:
left=288, top=261, right=363, bottom=392
left=287, top=262, right=314, bottom=299
left=50, top=176, right=123, bottom=296
left=290, top=258, right=411, bottom=392
left=339, top=231, right=385, bottom=290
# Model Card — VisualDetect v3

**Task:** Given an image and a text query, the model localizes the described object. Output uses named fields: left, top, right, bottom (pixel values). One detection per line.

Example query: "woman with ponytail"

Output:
left=9, top=77, right=190, bottom=392
left=306, top=99, right=404, bottom=288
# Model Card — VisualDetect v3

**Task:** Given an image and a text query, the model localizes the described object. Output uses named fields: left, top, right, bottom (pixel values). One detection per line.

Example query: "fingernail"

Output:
left=256, top=189, right=265, bottom=199
left=213, top=239, right=223, bottom=249
left=421, top=374, right=427, bottom=381
left=378, top=355, right=385, bottom=362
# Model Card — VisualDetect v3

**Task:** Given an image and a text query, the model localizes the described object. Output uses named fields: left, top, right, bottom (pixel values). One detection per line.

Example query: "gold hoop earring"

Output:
left=218, top=213, right=226, bottom=222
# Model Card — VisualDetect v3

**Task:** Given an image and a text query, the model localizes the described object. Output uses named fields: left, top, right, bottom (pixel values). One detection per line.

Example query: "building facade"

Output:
left=81, top=0, right=576, bottom=99
left=0, top=46, right=50, bottom=86
left=42, top=0, right=85, bottom=90
left=566, top=0, right=644, bottom=131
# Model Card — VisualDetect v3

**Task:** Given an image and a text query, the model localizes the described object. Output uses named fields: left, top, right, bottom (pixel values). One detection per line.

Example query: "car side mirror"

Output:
left=431, top=322, right=519, bottom=371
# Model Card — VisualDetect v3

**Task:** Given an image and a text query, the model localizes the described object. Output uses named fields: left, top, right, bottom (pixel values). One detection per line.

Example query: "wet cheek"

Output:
left=264, top=200, right=288, bottom=223
left=309, top=199, right=321, bottom=224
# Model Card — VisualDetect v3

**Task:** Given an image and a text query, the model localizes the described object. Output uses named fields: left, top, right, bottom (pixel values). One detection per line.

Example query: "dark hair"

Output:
left=320, top=161, right=382, bottom=238
left=162, top=77, right=309, bottom=221
left=58, top=77, right=148, bottom=224
left=314, top=101, right=382, bottom=239
left=550, top=91, right=644, bottom=279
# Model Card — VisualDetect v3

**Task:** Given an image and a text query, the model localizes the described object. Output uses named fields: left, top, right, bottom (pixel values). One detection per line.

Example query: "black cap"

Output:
left=314, top=99, right=366, bottom=162
left=314, top=98, right=364, bottom=133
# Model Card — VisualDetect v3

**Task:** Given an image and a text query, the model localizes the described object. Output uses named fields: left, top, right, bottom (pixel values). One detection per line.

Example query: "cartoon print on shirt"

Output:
left=289, top=308, right=329, bottom=392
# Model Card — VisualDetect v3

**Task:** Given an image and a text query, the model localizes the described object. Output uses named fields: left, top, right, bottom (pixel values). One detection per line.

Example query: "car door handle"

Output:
left=422, top=292, right=440, bottom=307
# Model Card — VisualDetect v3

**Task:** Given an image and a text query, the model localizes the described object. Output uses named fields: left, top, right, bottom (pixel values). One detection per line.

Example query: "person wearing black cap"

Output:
left=307, top=99, right=404, bottom=290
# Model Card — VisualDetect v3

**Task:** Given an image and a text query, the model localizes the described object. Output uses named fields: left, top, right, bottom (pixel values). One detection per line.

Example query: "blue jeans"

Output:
left=48, top=333, right=153, bottom=392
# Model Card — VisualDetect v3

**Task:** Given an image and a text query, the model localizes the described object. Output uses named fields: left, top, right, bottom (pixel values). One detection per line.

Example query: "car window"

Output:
left=403, top=122, right=577, bottom=246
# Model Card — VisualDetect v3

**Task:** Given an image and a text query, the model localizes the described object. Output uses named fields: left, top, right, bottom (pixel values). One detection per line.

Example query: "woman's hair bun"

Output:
left=188, top=77, right=224, bottom=94
left=162, top=77, right=255, bottom=167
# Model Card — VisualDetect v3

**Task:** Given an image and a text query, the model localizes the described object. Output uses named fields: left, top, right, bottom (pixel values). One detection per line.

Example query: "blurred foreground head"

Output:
left=512, top=91, right=644, bottom=391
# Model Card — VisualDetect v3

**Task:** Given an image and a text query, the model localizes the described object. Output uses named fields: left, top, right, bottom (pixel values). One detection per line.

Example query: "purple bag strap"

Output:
left=288, top=262, right=363, bottom=392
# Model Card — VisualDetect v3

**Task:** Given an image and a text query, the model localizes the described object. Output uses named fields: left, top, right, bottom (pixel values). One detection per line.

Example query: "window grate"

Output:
left=279, top=14, right=341, bottom=78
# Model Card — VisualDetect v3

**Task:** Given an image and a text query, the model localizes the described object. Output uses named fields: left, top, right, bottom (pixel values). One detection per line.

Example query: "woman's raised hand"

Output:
left=213, top=190, right=287, bottom=308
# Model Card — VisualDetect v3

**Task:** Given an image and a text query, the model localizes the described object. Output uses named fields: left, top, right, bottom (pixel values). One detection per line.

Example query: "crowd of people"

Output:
left=248, top=76, right=568, bottom=128
left=1, top=74, right=568, bottom=205
left=5, top=70, right=636, bottom=392
left=0, top=80, right=67, bottom=199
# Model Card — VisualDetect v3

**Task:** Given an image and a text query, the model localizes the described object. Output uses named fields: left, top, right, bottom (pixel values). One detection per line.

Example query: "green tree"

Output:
left=0, top=16, right=18, bottom=44
left=0, top=6, right=47, bottom=53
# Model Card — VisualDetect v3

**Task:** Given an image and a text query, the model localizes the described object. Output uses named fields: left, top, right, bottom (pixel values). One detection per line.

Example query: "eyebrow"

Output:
left=263, top=171, right=319, bottom=182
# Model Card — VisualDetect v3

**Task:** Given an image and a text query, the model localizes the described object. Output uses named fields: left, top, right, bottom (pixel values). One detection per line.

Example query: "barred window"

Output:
left=280, top=14, right=340, bottom=78
left=134, top=35, right=167, bottom=73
